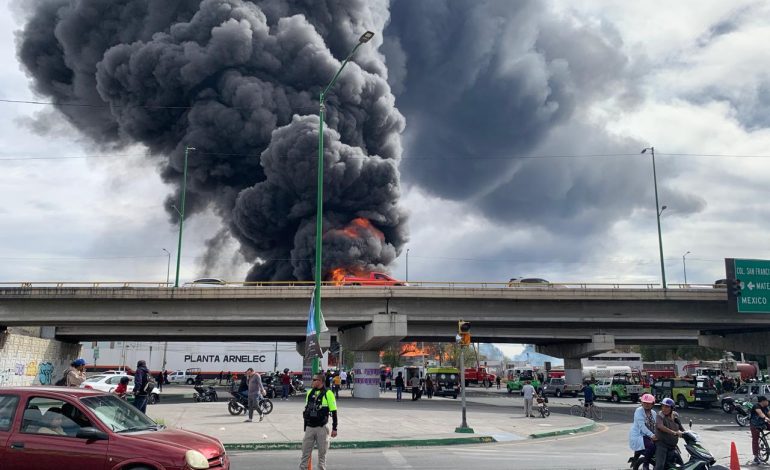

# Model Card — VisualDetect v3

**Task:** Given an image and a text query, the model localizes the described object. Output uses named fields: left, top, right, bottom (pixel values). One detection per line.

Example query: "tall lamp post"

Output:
left=312, top=31, right=375, bottom=374
left=173, top=146, right=195, bottom=288
left=406, top=248, right=410, bottom=282
left=682, top=251, right=691, bottom=285
left=161, top=248, right=171, bottom=285
left=641, top=146, right=667, bottom=289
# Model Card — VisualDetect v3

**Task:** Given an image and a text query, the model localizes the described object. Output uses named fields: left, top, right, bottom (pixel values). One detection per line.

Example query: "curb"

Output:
left=225, top=436, right=496, bottom=452
left=529, top=421, right=596, bottom=439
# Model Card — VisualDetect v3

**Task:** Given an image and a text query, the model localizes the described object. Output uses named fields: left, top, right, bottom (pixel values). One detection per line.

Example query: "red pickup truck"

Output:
left=464, top=367, right=497, bottom=387
left=340, top=272, right=407, bottom=286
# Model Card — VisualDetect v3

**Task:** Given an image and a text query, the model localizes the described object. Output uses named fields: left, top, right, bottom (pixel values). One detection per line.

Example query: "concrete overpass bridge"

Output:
left=0, top=284, right=766, bottom=355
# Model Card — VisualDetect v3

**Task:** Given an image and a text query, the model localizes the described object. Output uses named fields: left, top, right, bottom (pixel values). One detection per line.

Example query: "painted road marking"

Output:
left=383, top=449, right=413, bottom=469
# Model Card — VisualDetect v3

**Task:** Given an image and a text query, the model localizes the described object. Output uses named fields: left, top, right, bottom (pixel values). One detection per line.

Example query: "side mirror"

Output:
left=76, top=427, right=108, bottom=440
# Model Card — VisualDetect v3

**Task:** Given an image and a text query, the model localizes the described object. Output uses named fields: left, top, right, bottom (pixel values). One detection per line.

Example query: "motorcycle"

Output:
left=193, top=385, right=218, bottom=402
left=227, top=390, right=274, bottom=416
left=628, top=423, right=728, bottom=470
left=536, top=396, right=550, bottom=418
left=735, top=400, right=754, bottom=427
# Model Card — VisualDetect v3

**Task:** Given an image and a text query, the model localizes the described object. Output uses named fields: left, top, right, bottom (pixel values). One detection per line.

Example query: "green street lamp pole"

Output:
left=174, top=145, right=195, bottom=288
left=312, top=31, right=374, bottom=374
left=641, top=146, right=666, bottom=289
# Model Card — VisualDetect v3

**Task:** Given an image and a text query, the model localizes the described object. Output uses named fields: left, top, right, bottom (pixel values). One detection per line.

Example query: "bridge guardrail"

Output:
left=0, top=281, right=722, bottom=289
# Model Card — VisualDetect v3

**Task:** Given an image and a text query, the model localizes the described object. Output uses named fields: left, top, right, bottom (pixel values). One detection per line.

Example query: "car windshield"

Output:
left=84, top=375, right=106, bottom=383
left=80, top=395, right=158, bottom=433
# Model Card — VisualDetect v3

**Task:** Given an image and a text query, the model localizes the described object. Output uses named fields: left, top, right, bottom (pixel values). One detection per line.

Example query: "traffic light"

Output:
left=457, top=320, right=471, bottom=346
left=729, top=278, right=743, bottom=297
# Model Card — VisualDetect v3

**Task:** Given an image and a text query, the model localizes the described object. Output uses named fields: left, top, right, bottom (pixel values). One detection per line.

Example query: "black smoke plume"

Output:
left=17, top=0, right=406, bottom=281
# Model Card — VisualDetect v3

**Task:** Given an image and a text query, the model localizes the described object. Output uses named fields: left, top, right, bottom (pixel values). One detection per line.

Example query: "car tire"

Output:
left=452, top=395, right=457, bottom=399
left=722, top=400, right=735, bottom=413
left=555, top=389, right=562, bottom=398
left=677, top=395, right=688, bottom=409
left=186, top=378, right=194, bottom=385
left=611, top=392, right=620, bottom=403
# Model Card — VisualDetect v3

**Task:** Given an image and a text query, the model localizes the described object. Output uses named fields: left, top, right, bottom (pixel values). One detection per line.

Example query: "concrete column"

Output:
left=564, top=357, right=583, bottom=385
left=351, top=350, right=380, bottom=399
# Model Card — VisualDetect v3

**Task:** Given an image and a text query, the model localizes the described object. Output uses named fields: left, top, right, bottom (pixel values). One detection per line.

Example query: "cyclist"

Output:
left=629, top=393, right=657, bottom=470
left=654, top=397, right=684, bottom=470
left=581, top=381, right=595, bottom=415
left=750, top=395, right=770, bottom=465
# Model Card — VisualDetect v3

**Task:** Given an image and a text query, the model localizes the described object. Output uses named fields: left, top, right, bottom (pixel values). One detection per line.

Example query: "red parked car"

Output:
left=0, top=387, right=228, bottom=470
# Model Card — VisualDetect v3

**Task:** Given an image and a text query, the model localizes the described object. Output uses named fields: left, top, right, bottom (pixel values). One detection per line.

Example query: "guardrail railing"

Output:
left=0, top=281, right=725, bottom=289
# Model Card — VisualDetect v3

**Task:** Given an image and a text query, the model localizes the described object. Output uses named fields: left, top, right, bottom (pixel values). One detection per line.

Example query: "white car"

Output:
left=80, top=374, right=161, bottom=404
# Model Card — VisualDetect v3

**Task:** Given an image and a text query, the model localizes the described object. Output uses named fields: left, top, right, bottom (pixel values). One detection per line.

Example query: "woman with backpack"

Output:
left=64, top=358, right=87, bottom=387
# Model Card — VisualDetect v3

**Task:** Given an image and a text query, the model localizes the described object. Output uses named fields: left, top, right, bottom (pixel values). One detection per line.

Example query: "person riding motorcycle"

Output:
left=629, top=393, right=657, bottom=470
left=654, top=397, right=684, bottom=470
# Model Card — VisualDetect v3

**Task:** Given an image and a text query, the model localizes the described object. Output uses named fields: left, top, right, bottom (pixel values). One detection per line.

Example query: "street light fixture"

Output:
left=174, top=146, right=195, bottom=288
left=641, top=146, right=667, bottom=289
left=161, top=248, right=171, bottom=285
left=682, top=251, right=691, bottom=285
left=312, top=32, right=375, bottom=374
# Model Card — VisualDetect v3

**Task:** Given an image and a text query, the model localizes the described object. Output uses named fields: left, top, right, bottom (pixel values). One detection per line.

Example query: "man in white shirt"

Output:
left=521, top=380, right=536, bottom=418
left=340, top=370, right=347, bottom=388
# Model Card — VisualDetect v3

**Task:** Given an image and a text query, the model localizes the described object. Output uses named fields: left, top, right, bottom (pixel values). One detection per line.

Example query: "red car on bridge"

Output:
left=340, top=272, right=407, bottom=286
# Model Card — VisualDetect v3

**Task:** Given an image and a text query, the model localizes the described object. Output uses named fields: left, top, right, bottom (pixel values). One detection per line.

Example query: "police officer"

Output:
left=299, top=373, right=338, bottom=470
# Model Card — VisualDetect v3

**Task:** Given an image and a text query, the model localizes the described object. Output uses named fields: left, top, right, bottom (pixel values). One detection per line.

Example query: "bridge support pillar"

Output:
left=536, top=334, right=616, bottom=384
left=698, top=332, right=770, bottom=356
left=349, top=350, right=381, bottom=399
left=563, top=358, right=583, bottom=386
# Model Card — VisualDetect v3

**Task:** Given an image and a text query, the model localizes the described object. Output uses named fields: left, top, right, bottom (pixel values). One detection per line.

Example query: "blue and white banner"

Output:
left=304, top=293, right=328, bottom=359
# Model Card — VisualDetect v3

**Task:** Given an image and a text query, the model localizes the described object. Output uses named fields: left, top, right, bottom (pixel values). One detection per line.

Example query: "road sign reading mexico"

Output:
left=726, top=258, right=770, bottom=313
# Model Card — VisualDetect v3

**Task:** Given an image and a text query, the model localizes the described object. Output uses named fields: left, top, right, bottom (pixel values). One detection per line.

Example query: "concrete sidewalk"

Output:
left=145, top=390, right=594, bottom=451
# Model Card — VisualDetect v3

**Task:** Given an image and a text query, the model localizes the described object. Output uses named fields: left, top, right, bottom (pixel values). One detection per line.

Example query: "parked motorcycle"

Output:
left=193, top=385, right=218, bottom=402
left=735, top=400, right=754, bottom=427
left=227, top=391, right=274, bottom=416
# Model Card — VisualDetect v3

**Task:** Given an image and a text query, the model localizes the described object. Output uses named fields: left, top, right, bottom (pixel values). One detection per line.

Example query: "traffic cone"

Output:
left=729, top=441, right=740, bottom=470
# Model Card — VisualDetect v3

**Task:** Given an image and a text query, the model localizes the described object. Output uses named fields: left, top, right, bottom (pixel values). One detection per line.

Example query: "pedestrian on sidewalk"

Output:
left=132, top=360, right=151, bottom=414
left=281, top=369, right=291, bottom=400
left=64, top=358, right=87, bottom=387
left=300, top=373, right=338, bottom=470
left=218, top=370, right=224, bottom=385
left=155, top=370, right=164, bottom=392
left=347, top=370, right=353, bottom=389
left=244, top=368, right=266, bottom=423
left=410, top=375, right=421, bottom=401
left=496, top=375, right=501, bottom=390
left=163, top=370, right=169, bottom=385
left=380, top=370, right=387, bottom=392
left=340, top=369, right=348, bottom=389
left=332, top=372, right=342, bottom=399
left=395, top=372, right=404, bottom=401
left=426, top=376, right=434, bottom=399
left=522, top=379, right=536, bottom=418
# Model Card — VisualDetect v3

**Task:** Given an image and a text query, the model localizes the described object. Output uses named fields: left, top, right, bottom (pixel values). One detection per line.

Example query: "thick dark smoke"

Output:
left=17, top=0, right=406, bottom=281
left=383, top=0, right=704, bottom=234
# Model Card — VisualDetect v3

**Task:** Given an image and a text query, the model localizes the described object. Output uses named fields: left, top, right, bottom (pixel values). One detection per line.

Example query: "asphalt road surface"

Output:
left=229, top=396, right=750, bottom=469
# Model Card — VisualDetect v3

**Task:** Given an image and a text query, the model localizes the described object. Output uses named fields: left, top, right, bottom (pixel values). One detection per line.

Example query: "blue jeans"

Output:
left=133, top=395, right=148, bottom=414
left=282, top=384, right=289, bottom=399
left=396, top=386, right=403, bottom=400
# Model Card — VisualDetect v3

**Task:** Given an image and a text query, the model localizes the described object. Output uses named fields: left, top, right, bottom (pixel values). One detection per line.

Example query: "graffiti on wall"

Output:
left=38, top=362, right=54, bottom=385
left=0, top=369, right=11, bottom=387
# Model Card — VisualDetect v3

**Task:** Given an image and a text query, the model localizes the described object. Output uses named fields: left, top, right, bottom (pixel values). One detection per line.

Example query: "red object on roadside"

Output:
left=729, top=441, right=740, bottom=470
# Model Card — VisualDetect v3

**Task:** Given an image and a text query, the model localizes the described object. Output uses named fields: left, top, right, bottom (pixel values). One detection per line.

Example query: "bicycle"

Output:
left=570, top=398, right=602, bottom=420
left=758, top=428, right=770, bottom=463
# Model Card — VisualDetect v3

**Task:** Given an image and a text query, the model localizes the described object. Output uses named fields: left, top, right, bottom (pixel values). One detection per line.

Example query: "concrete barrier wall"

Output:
left=0, top=329, right=81, bottom=387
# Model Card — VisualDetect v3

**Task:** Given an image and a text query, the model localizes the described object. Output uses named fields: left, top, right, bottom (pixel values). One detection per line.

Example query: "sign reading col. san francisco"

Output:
left=727, top=258, right=770, bottom=313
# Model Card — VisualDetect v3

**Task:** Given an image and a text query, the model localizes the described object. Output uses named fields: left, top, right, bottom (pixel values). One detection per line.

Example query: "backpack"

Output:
left=142, top=373, right=156, bottom=394
left=54, top=373, right=67, bottom=386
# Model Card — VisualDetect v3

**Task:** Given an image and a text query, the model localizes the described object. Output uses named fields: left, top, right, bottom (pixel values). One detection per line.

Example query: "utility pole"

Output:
left=273, top=341, right=278, bottom=372
left=174, top=146, right=195, bottom=288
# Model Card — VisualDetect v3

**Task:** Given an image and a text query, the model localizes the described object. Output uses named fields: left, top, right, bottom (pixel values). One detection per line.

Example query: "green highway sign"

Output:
left=726, top=258, right=770, bottom=313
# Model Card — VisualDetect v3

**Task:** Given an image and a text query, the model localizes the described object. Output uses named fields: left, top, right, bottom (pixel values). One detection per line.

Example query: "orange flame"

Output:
left=333, top=217, right=385, bottom=241
left=399, top=342, right=430, bottom=357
